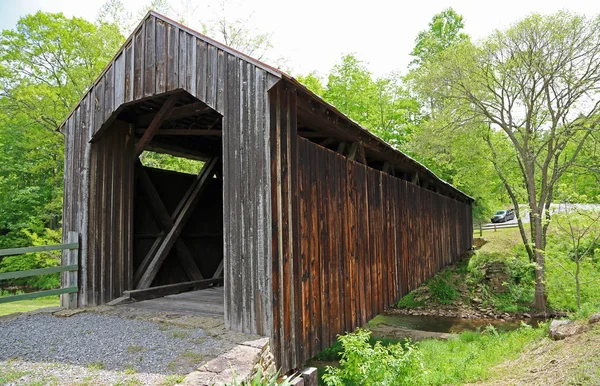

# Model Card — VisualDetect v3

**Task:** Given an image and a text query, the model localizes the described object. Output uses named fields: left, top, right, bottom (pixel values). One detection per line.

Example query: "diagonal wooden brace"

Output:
left=133, top=163, right=204, bottom=286
left=136, top=157, right=220, bottom=289
left=134, top=93, right=180, bottom=157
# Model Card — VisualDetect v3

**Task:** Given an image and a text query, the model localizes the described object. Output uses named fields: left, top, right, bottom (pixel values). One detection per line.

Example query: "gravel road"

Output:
left=0, top=312, right=226, bottom=385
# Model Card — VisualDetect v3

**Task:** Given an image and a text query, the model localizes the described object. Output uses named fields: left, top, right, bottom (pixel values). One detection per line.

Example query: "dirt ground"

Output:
left=469, top=325, right=600, bottom=386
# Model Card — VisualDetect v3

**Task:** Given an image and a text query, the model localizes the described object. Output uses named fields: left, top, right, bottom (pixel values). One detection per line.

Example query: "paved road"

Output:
left=483, top=203, right=600, bottom=227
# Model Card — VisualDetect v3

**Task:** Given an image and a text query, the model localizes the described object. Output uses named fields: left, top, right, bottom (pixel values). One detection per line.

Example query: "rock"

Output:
left=523, top=313, right=532, bottom=319
left=472, top=297, right=482, bottom=304
left=589, top=313, right=600, bottom=324
left=549, top=319, right=590, bottom=340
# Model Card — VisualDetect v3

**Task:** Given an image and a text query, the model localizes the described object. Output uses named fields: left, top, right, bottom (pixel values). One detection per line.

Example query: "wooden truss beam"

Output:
left=136, top=157, right=220, bottom=289
left=136, top=102, right=211, bottom=127
left=145, top=141, right=211, bottom=161
left=136, top=129, right=222, bottom=136
left=133, top=163, right=204, bottom=287
left=134, top=94, right=180, bottom=157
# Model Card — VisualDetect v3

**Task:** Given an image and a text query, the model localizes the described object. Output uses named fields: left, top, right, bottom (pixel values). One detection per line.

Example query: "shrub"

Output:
left=322, top=329, right=422, bottom=386
left=427, top=270, right=459, bottom=305
left=395, top=292, right=425, bottom=308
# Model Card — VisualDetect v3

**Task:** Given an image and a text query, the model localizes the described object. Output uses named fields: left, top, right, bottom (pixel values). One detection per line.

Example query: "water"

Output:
left=369, top=313, right=545, bottom=333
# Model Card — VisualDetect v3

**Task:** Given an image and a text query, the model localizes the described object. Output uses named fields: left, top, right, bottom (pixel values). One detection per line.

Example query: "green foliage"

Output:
left=416, top=323, right=546, bottom=385
left=410, top=8, right=469, bottom=67
left=322, top=329, right=422, bottom=386
left=395, top=292, right=425, bottom=308
left=468, top=251, right=536, bottom=312
left=320, top=325, right=546, bottom=386
left=298, top=54, right=421, bottom=149
left=545, top=208, right=600, bottom=311
left=0, top=12, right=124, bottom=282
left=140, top=151, right=205, bottom=175
left=0, top=228, right=62, bottom=290
left=426, top=270, right=459, bottom=305
left=312, top=336, right=404, bottom=362
left=227, top=367, right=296, bottom=386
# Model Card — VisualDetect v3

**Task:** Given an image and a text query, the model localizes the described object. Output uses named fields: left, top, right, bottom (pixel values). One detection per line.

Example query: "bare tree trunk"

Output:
left=576, top=259, right=581, bottom=310
left=533, top=213, right=547, bottom=313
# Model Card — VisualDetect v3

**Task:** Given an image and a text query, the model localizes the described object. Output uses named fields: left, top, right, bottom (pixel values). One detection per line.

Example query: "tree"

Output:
left=551, top=202, right=600, bottom=310
left=312, top=54, right=419, bottom=149
left=407, top=9, right=507, bottom=219
left=0, top=12, right=123, bottom=132
left=410, top=8, right=469, bottom=68
left=0, top=12, right=123, bottom=249
left=415, top=12, right=600, bottom=311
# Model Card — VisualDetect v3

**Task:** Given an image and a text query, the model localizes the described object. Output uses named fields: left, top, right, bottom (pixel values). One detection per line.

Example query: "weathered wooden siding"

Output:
left=86, top=120, right=135, bottom=306
left=61, top=13, right=279, bottom=336
left=271, top=133, right=473, bottom=371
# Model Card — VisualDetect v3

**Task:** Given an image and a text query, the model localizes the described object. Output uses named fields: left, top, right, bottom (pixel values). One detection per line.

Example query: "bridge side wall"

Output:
left=271, top=126, right=473, bottom=372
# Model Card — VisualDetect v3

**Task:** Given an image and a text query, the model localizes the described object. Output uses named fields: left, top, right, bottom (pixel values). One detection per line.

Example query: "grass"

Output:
left=476, top=225, right=528, bottom=255
left=316, top=324, right=548, bottom=385
left=87, top=362, right=105, bottom=371
left=0, top=369, right=29, bottom=384
left=416, top=324, right=547, bottom=384
left=0, top=295, right=59, bottom=316
left=160, top=375, right=185, bottom=385
left=169, top=330, right=191, bottom=339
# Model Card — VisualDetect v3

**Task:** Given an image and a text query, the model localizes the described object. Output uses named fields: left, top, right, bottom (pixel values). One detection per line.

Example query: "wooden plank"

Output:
left=155, top=19, right=167, bottom=93
left=0, top=287, right=78, bottom=304
left=124, top=278, right=222, bottom=302
left=0, top=243, right=79, bottom=257
left=136, top=158, right=219, bottom=289
left=114, top=52, right=126, bottom=108
left=178, top=30, right=187, bottom=89
left=188, top=34, right=197, bottom=95
left=144, top=16, right=155, bottom=97
left=124, top=41, right=133, bottom=103
left=133, top=23, right=145, bottom=101
left=134, top=93, right=179, bottom=156
left=195, top=39, right=207, bottom=101
left=0, top=265, right=78, bottom=281
left=206, top=45, right=217, bottom=107
left=104, top=64, right=114, bottom=122
left=166, top=24, right=178, bottom=91
left=307, top=141, right=321, bottom=353
left=62, top=231, right=79, bottom=309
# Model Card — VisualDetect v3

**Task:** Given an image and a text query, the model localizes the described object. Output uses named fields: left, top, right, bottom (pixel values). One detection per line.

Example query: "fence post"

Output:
left=61, top=231, right=79, bottom=309
left=479, top=222, right=483, bottom=237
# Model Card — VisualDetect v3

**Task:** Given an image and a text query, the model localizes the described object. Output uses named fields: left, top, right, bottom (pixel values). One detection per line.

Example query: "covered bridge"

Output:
left=59, top=12, right=473, bottom=373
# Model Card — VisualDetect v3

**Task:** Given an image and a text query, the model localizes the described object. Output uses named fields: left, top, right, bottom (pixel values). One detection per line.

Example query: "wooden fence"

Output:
left=0, top=231, right=79, bottom=308
left=473, top=222, right=520, bottom=236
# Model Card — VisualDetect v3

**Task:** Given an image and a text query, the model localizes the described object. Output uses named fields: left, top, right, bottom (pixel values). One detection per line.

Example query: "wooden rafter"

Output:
left=134, top=94, right=180, bottom=157
left=133, top=163, right=204, bottom=287
left=348, top=142, right=360, bottom=161
left=136, top=157, right=220, bottom=289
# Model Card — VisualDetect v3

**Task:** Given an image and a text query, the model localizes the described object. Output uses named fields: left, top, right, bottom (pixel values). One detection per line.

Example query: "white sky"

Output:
left=1, top=0, right=599, bottom=78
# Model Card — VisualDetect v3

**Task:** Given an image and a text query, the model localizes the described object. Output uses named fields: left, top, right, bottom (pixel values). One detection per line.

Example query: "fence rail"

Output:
left=473, top=222, right=519, bottom=236
left=0, top=231, right=79, bottom=308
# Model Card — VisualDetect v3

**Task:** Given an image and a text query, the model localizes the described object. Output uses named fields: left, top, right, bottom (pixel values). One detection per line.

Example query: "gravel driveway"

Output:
left=0, top=310, right=237, bottom=385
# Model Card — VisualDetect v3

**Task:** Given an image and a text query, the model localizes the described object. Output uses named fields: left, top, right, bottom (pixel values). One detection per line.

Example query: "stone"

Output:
left=549, top=319, right=590, bottom=340
left=53, top=308, right=86, bottom=318
left=589, top=313, right=600, bottom=324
